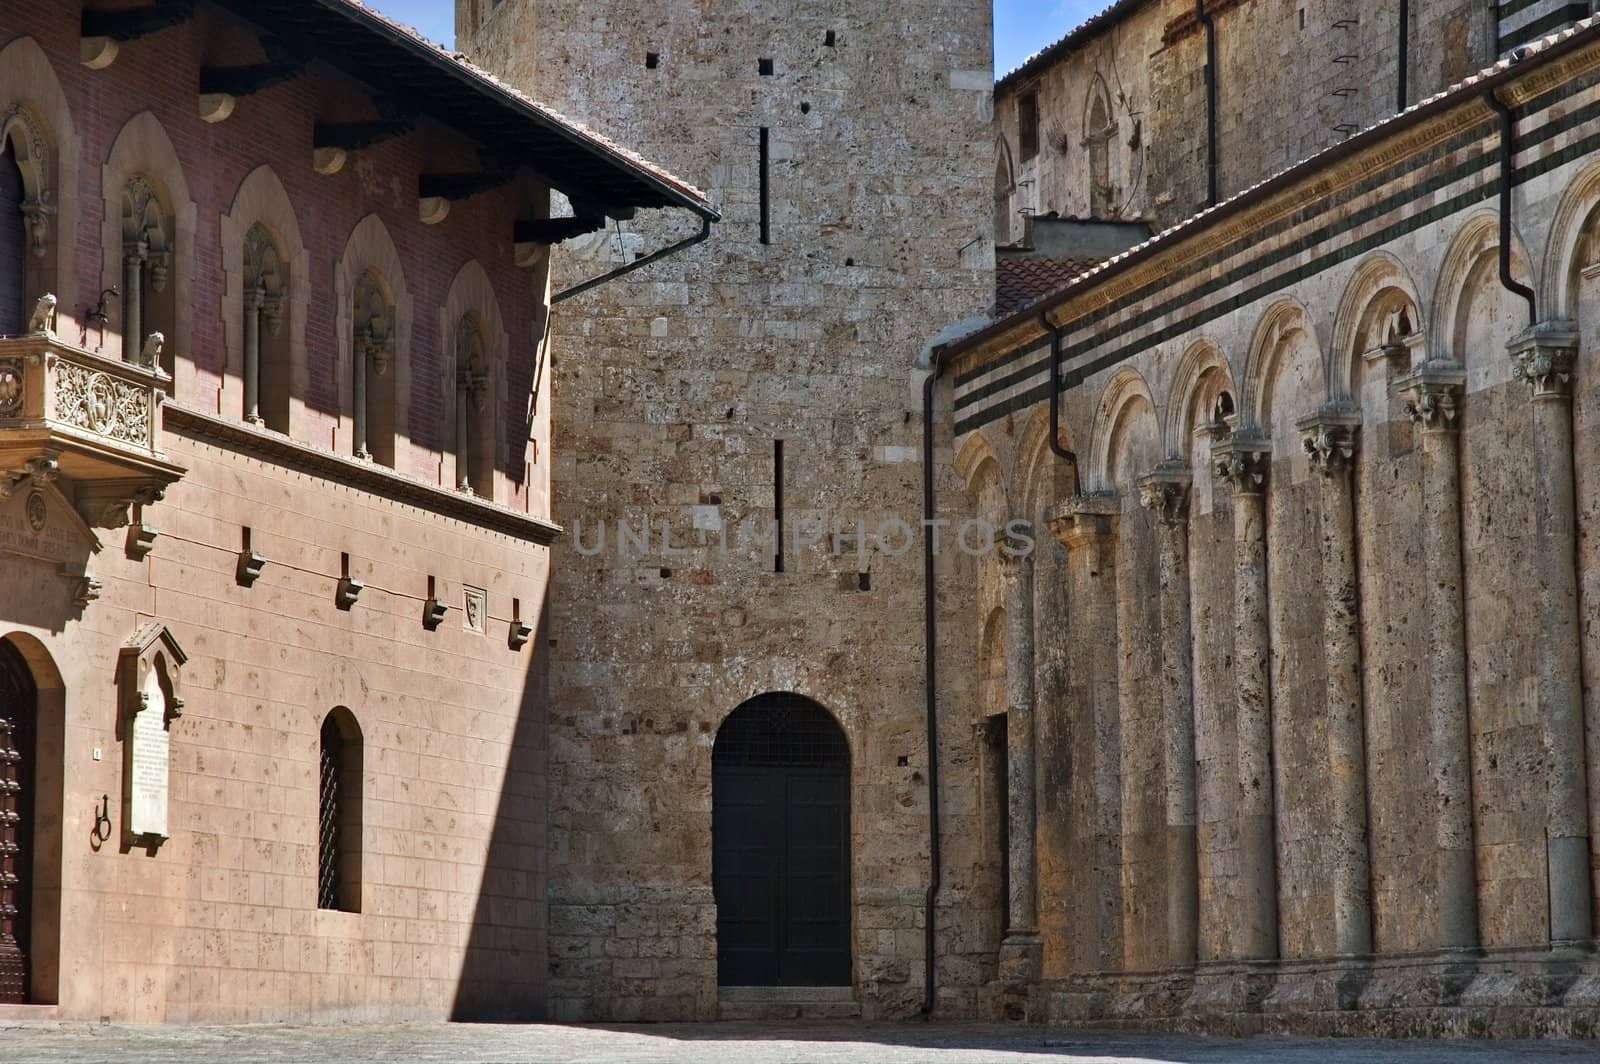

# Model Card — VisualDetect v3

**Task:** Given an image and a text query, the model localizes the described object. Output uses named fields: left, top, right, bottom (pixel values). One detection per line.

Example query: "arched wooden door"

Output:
left=712, top=693, right=850, bottom=987
left=0, top=639, right=36, bottom=1002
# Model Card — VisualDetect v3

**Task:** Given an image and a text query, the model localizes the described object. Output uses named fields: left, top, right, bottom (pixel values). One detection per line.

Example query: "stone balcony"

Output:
left=0, top=329, right=185, bottom=528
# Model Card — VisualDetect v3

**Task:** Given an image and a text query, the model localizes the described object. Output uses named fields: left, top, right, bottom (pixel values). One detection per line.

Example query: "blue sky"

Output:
left=369, top=1, right=1101, bottom=76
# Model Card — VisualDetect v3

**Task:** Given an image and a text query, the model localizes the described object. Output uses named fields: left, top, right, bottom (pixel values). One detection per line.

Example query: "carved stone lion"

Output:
left=27, top=292, right=56, bottom=335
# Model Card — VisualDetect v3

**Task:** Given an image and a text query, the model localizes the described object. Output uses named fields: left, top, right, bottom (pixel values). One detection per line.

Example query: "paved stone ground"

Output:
left=1, top=1023, right=1598, bottom=1063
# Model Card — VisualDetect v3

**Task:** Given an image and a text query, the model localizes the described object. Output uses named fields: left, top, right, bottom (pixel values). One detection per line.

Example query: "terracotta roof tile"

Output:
left=995, top=256, right=1103, bottom=315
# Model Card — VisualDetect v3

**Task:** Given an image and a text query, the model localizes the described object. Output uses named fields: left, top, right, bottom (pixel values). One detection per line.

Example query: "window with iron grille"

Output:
left=318, top=710, right=362, bottom=912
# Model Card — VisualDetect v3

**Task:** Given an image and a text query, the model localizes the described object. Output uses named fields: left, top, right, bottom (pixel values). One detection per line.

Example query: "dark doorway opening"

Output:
left=713, top=692, right=850, bottom=986
left=0, top=639, right=36, bottom=1002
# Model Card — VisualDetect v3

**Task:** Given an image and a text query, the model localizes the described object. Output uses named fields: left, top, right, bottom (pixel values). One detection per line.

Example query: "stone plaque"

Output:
left=126, top=669, right=170, bottom=840
left=463, top=585, right=487, bottom=633
left=119, top=623, right=185, bottom=847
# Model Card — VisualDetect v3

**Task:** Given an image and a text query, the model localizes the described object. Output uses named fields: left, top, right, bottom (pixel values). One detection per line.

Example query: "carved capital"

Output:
left=1050, top=492, right=1118, bottom=551
left=1398, top=361, right=1465, bottom=432
left=1138, top=462, right=1192, bottom=526
left=996, top=548, right=1032, bottom=591
left=1213, top=433, right=1271, bottom=496
left=1297, top=403, right=1362, bottom=476
left=1509, top=321, right=1578, bottom=401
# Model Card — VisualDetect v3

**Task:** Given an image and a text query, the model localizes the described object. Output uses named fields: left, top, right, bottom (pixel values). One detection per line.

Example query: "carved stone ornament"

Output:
left=1509, top=322, right=1578, bottom=401
left=243, top=223, right=287, bottom=337
left=1398, top=361, right=1466, bottom=432
left=0, top=359, right=22, bottom=417
left=122, top=174, right=171, bottom=287
left=508, top=616, right=533, bottom=651
left=1213, top=435, right=1271, bottom=495
left=1138, top=462, right=1193, bottom=526
left=27, top=293, right=56, bottom=335
left=25, top=490, right=46, bottom=532
left=1297, top=404, right=1362, bottom=476
left=355, top=271, right=394, bottom=375
left=463, top=585, right=487, bottom=633
left=0, top=105, right=52, bottom=260
left=0, top=455, right=59, bottom=500
left=53, top=360, right=151, bottom=446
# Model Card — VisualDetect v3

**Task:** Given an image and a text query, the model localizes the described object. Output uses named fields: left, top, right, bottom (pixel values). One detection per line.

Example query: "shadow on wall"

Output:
left=450, top=607, right=550, bottom=1020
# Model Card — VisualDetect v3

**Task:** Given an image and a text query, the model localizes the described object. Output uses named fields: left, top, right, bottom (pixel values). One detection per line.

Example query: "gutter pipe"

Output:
left=1484, top=87, right=1537, bottom=327
left=1197, top=0, right=1218, bottom=207
left=920, top=359, right=944, bottom=1016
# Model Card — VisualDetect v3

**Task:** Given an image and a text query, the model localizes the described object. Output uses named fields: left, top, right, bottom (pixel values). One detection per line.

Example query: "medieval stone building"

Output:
left=0, top=0, right=711, bottom=1022
left=460, top=0, right=1600, bottom=1037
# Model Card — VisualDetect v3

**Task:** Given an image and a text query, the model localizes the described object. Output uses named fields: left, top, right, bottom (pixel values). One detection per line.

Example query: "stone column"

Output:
left=123, top=249, right=144, bottom=364
left=998, top=550, right=1042, bottom=979
left=1051, top=493, right=1123, bottom=971
left=353, top=334, right=371, bottom=460
left=242, top=285, right=263, bottom=424
left=1139, top=462, right=1198, bottom=969
left=1299, top=404, right=1373, bottom=958
left=1213, top=432, right=1278, bottom=961
left=456, top=370, right=472, bottom=492
left=1510, top=323, right=1592, bottom=948
left=1399, top=361, right=1477, bottom=951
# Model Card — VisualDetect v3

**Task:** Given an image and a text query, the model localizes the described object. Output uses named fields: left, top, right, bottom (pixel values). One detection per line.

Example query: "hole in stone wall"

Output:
left=801, top=102, right=811, bottom=114
left=825, top=30, right=836, bottom=47
left=759, top=57, right=774, bottom=75
left=646, top=52, right=660, bottom=69
left=845, top=257, right=854, bottom=266
left=660, top=567, right=672, bottom=579
left=858, top=572, right=871, bottom=592
left=774, top=439, right=785, bottom=573
left=897, top=755, right=909, bottom=766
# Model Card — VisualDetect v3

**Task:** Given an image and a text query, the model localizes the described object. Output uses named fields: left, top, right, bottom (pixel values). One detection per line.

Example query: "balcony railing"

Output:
left=0, top=328, right=184, bottom=527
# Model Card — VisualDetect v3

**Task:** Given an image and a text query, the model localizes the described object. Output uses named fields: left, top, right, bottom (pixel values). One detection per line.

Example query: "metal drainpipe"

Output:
left=1397, top=0, right=1410, bottom=113
left=919, top=358, right=944, bottom=1015
left=1484, top=88, right=1537, bottom=326
left=1197, top=0, right=1218, bottom=207
left=1040, top=313, right=1082, bottom=493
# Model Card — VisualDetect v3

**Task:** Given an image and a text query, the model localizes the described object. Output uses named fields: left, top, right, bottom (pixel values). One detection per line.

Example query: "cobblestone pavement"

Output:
left=2, top=1022, right=1599, bottom=1063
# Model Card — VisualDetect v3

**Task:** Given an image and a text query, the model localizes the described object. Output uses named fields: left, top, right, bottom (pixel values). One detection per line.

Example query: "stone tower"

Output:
left=460, top=0, right=995, bottom=1022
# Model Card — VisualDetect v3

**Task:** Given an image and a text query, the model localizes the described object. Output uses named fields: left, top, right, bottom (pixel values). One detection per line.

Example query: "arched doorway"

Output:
left=0, top=638, right=36, bottom=1002
left=712, top=693, right=850, bottom=987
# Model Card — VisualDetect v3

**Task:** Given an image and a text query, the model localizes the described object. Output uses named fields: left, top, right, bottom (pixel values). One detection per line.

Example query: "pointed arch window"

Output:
left=351, top=270, right=396, bottom=466
left=242, top=223, right=289, bottom=431
left=1085, top=84, right=1116, bottom=218
left=121, top=175, right=175, bottom=371
left=317, top=709, right=362, bottom=913
left=454, top=314, right=493, bottom=498
left=0, top=144, right=23, bottom=336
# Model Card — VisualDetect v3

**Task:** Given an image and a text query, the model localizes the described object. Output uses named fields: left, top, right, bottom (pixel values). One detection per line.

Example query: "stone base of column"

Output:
left=1038, top=945, right=1600, bottom=1037
left=1549, top=834, right=1594, bottom=948
left=997, top=930, right=1043, bottom=982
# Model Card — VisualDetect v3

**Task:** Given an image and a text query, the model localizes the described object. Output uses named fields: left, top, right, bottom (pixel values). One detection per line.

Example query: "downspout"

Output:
left=1197, top=0, right=1218, bottom=207
left=1397, top=0, right=1409, bottom=113
left=1484, top=88, right=1537, bottom=326
left=920, top=357, right=944, bottom=1015
left=1040, top=312, right=1081, bottom=494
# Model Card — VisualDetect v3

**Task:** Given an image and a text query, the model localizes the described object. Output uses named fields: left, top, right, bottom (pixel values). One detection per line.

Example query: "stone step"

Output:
left=718, top=985, right=861, bottom=1021
left=0, top=1003, right=59, bottom=1022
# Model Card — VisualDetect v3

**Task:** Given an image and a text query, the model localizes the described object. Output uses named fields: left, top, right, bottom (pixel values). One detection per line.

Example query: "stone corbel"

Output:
left=423, top=577, right=448, bottom=631
left=1296, top=402, right=1362, bottom=476
left=125, top=517, right=159, bottom=560
left=1, top=454, right=60, bottom=500
left=1397, top=360, right=1466, bottom=431
left=419, top=197, right=451, bottom=226
left=19, top=196, right=53, bottom=260
left=75, top=482, right=164, bottom=531
left=1138, top=461, right=1193, bottom=526
left=1050, top=491, right=1119, bottom=559
left=63, top=563, right=101, bottom=609
left=1509, top=321, right=1578, bottom=401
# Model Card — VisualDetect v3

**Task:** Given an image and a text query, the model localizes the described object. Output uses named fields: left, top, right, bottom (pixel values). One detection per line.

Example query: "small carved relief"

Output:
left=0, top=359, right=22, bottom=416
left=27, top=293, right=55, bottom=335
left=244, top=223, right=287, bottom=336
left=354, top=270, right=395, bottom=375
left=24, top=491, right=45, bottom=533
left=463, top=585, right=487, bottom=633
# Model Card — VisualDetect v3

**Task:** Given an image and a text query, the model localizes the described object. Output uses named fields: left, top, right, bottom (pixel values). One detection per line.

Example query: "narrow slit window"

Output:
left=774, top=439, right=784, bottom=573
left=759, top=57, right=774, bottom=76
left=646, top=52, right=659, bottom=69
left=318, top=709, right=363, bottom=913
left=759, top=127, right=771, bottom=246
